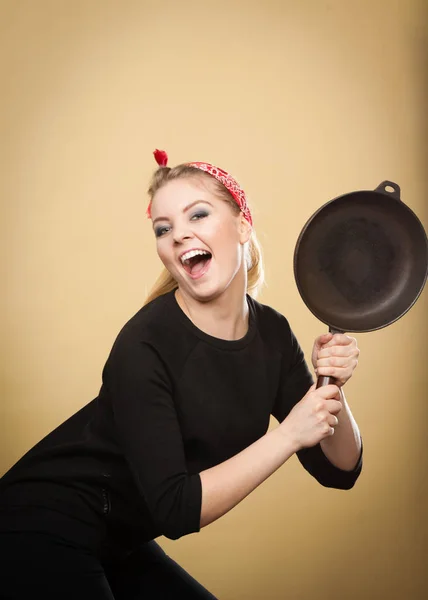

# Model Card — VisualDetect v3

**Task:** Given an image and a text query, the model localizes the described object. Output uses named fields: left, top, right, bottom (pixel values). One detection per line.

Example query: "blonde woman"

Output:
left=0, top=150, right=362, bottom=599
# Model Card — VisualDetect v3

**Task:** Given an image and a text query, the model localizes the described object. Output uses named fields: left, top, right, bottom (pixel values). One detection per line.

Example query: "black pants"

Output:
left=0, top=511, right=217, bottom=599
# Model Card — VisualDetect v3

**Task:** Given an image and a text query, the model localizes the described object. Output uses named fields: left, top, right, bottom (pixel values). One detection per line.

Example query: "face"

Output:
left=150, top=178, right=252, bottom=302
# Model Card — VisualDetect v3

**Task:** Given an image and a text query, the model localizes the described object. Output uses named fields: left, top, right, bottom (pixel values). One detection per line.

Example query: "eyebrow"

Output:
left=152, top=200, right=213, bottom=226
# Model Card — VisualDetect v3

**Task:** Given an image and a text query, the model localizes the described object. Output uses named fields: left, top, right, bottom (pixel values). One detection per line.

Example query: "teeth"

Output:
left=180, top=249, right=210, bottom=264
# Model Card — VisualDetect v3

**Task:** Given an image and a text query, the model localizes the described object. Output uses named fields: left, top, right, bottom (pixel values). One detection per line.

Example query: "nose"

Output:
left=172, top=224, right=193, bottom=245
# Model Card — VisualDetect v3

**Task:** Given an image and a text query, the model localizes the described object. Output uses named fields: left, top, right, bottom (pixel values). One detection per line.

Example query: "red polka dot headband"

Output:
left=146, top=149, right=253, bottom=226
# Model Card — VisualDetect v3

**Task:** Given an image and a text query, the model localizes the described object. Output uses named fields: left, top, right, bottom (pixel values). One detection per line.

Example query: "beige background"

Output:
left=1, top=1, right=427, bottom=598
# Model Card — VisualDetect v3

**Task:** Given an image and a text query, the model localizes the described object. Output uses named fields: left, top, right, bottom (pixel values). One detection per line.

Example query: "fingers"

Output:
left=324, top=399, right=343, bottom=415
left=290, top=384, right=342, bottom=448
left=322, top=334, right=357, bottom=348
left=314, top=334, right=359, bottom=386
left=314, top=402, right=341, bottom=439
left=317, top=345, right=358, bottom=359
left=316, top=362, right=358, bottom=385
left=314, top=333, right=333, bottom=348
left=316, top=363, right=357, bottom=377
left=309, top=386, right=342, bottom=415
left=313, top=334, right=359, bottom=372
left=316, top=356, right=354, bottom=368
left=316, top=366, right=355, bottom=385
left=312, top=384, right=341, bottom=399
left=315, top=408, right=340, bottom=423
left=327, top=413, right=339, bottom=427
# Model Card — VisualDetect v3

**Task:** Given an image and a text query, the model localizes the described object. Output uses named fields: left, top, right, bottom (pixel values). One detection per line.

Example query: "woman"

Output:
left=0, top=150, right=362, bottom=599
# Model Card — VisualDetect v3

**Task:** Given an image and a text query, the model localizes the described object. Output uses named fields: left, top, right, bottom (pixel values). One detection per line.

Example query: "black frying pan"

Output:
left=293, top=180, right=428, bottom=388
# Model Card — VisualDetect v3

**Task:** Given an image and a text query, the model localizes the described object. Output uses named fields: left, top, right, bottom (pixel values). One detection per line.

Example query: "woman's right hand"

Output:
left=279, top=384, right=342, bottom=451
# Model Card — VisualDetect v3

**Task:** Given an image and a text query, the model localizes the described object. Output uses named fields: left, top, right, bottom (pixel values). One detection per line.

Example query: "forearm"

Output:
left=320, top=387, right=361, bottom=471
left=199, top=427, right=296, bottom=528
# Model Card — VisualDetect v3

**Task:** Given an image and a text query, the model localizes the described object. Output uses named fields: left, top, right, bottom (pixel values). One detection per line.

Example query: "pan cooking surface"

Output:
left=294, top=192, right=427, bottom=332
left=318, top=216, right=396, bottom=304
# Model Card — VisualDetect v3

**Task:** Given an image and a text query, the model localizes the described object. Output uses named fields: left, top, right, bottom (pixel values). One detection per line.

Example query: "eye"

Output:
left=155, top=225, right=171, bottom=238
left=190, top=210, right=209, bottom=221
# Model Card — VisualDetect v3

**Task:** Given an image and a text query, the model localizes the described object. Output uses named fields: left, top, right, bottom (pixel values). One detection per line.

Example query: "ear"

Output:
left=238, top=213, right=252, bottom=244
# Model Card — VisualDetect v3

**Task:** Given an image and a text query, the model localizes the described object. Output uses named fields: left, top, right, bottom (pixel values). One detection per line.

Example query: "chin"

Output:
left=182, top=278, right=239, bottom=304
left=184, top=286, right=221, bottom=303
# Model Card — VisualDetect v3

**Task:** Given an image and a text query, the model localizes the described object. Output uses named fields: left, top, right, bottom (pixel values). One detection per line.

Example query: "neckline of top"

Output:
left=164, top=289, right=257, bottom=350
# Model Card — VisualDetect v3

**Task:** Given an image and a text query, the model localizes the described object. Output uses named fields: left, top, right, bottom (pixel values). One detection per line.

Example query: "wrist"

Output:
left=275, top=420, right=301, bottom=455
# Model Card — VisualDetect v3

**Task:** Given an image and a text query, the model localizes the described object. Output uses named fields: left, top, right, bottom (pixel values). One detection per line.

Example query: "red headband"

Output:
left=146, top=149, right=252, bottom=226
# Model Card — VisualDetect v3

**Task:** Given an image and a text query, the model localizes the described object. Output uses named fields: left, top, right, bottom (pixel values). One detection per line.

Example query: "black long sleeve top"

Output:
left=0, top=290, right=362, bottom=551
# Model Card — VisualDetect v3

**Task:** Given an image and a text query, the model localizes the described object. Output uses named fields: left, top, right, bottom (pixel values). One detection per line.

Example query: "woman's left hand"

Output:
left=311, top=333, right=360, bottom=387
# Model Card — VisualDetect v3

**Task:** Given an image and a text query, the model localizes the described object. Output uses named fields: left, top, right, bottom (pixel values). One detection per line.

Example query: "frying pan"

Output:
left=293, top=180, right=428, bottom=388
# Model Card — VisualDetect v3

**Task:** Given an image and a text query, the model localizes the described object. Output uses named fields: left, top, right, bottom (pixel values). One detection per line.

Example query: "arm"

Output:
left=313, top=333, right=362, bottom=471
left=105, top=328, right=346, bottom=537
left=201, top=332, right=364, bottom=526
left=200, top=382, right=343, bottom=528
left=273, top=325, right=363, bottom=489
left=105, top=335, right=202, bottom=540
left=199, top=427, right=296, bottom=527
left=105, top=333, right=299, bottom=536
left=320, top=387, right=361, bottom=471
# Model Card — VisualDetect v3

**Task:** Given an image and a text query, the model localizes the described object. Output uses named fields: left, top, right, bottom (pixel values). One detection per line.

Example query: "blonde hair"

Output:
left=144, top=164, right=264, bottom=305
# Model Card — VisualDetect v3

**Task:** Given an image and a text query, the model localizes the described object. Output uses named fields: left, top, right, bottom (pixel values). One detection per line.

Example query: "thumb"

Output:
left=315, top=333, right=333, bottom=348
left=302, top=382, right=317, bottom=401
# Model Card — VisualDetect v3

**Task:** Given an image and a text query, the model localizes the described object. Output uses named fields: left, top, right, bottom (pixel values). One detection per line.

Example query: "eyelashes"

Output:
left=155, top=226, right=170, bottom=238
left=191, top=210, right=209, bottom=221
left=154, top=210, right=209, bottom=238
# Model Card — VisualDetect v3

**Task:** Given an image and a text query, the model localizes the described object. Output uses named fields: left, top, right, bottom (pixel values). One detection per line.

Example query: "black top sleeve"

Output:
left=104, top=333, right=202, bottom=540
left=272, top=324, right=362, bottom=490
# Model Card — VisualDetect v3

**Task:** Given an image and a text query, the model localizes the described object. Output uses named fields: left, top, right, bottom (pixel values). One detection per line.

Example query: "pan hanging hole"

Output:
left=385, top=185, right=395, bottom=193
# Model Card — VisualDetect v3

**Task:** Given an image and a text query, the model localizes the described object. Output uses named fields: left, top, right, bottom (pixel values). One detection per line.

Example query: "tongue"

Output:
left=190, top=257, right=210, bottom=275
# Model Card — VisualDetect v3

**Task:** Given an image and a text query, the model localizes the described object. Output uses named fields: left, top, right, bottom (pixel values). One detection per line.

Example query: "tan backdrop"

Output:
left=1, top=1, right=427, bottom=598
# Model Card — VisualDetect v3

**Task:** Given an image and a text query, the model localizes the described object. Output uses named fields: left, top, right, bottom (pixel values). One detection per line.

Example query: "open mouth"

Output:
left=181, top=252, right=212, bottom=278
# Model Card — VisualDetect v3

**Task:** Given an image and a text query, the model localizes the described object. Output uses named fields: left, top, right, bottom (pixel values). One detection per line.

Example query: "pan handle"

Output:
left=316, top=375, right=336, bottom=389
left=316, top=326, right=343, bottom=389
left=374, top=180, right=401, bottom=200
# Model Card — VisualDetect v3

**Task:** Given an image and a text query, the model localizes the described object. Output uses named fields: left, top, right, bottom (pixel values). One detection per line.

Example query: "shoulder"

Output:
left=248, top=295, right=293, bottom=347
left=249, top=296, right=307, bottom=369
left=106, top=291, right=192, bottom=367
left=111, top=293, right=170, bottom=345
